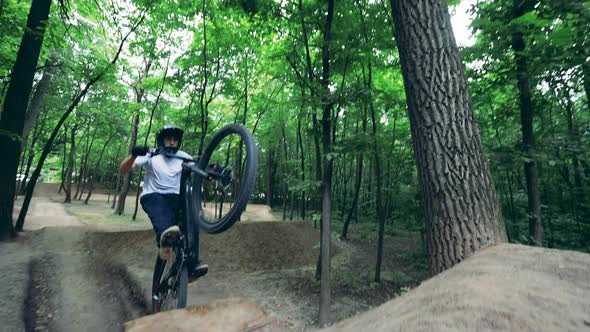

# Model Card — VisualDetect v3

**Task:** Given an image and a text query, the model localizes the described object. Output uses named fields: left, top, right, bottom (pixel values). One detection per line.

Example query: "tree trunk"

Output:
left=511, top=0, right=543, bottom=246
left=318, top=0, right=335, bottom=326
left=22, top=56, right=55, bottom=146
left=582, top=60, right=590, bottom=113
left=198, top=0, right=209, bottom=155
left=59, top=130, right=67, bottom=194
left=266, top=148, right=275, bottom=207
left=0, top=0, right=51, bottom=240
left=133, top=57, right=170, bottom=220
left=19, top=132, right=38, bottom=195
left=64, top=125, right=78, bottom=203
left=297, top=116, right=306, bottom=219
left=390, top=0, right=506, bottom=274
left=85, top=134, right=114, bottom=204
left=75, top=123, right=96, bottom=200
left=20, top=111, right=50, bottom=195
left=354, top=0, right=385, bottom=282
left=342, top=112, right=367, bottom=239
left=114, top=114, right=139, bottom=215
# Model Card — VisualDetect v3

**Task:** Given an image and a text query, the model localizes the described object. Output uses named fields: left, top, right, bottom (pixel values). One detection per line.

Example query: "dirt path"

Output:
left=24, top=227, right=148, bottom=331
left=5, top=185, right=150, bottom=331
left=3, top=184, right=427, bottom=331
left=4, top=185, right=310, bottom=331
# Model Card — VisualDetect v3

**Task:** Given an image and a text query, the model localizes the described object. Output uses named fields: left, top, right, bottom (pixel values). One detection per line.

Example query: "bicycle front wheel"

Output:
left=151, top=251, right=188, bottom=313
left=193, top=124, right=258, bottom=234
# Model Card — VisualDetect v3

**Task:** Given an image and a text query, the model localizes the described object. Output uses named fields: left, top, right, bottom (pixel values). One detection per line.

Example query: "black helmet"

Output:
left=156, top=125, right=184, bottom=154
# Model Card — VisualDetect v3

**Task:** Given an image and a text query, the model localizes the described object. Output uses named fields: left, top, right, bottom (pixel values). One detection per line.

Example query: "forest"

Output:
left=1, top=0, right=589, bottom=321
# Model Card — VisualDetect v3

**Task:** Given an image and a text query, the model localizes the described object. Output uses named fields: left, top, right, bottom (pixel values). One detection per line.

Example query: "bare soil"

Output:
left=2, top=184, right=427, bottom=331
left=323, top=243, right=590, bottom=332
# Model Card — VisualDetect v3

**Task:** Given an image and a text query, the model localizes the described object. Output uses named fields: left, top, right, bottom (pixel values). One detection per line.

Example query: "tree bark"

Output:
left=0, top=0, right=51, bottom=240
left=390, top=0, right=506, bottom=274
left=511, top=0, right=543, bottom=246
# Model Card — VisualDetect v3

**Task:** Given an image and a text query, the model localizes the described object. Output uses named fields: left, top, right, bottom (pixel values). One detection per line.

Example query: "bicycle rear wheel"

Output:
left=151, top=250, right=188, bottom=313
left=193, top=124, right=257, bottom=234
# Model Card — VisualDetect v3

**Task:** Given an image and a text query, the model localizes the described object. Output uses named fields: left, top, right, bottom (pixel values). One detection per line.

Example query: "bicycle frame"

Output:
left=152, top=163, right=200, bottom=311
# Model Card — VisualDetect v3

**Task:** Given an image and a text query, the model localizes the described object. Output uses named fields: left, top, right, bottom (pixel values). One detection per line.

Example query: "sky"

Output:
left=450, top=0, right=477, bottom=47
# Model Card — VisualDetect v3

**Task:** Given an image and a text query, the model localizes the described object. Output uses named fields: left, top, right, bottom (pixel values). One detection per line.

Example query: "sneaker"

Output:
left=159, top=225, right=180, bottom=260
left=189, top=262, right=209, bottom=282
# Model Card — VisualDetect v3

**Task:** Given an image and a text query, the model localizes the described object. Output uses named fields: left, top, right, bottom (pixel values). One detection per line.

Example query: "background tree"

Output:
left=0, top=0, right=52, bottom=240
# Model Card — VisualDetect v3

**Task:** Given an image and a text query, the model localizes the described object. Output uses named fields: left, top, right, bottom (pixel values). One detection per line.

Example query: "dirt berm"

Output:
left=125, top=243, right=590, bottom=331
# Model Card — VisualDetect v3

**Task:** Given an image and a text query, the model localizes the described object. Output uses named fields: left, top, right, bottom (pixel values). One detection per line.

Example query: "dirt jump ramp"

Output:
left=124, top=298, right=286, bottom=332
left=322, top=243, right=590, bottom=332
left=124, top=243, right=590, bottom=331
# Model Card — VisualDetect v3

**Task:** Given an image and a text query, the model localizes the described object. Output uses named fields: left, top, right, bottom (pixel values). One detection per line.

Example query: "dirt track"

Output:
left=1, top=185, right=326, bottom=331
left=3, top=184, right=428, bottom=331
left=3, top=184, right=313, bottom=331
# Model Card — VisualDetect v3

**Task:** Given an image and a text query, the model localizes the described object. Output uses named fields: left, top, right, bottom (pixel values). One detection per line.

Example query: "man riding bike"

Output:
left=119, top=125, right=208, bottom=280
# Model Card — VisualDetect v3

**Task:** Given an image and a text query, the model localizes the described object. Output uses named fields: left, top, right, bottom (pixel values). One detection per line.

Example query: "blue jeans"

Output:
left=140, top=193, right=201, bottom=265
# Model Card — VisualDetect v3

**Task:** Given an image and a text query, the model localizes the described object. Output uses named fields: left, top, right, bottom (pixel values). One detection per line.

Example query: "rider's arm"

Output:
left=119, top=155, right=136, bottom=174
left=120, top=146, right=151, bottom=173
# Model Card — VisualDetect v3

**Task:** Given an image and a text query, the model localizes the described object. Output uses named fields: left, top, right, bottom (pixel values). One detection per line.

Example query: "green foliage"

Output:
left=4, top=0, right=588, bottom=254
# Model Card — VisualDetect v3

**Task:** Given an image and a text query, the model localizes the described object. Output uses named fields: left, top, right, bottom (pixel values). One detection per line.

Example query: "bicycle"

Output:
left=150, top=124, right=257, bottom=313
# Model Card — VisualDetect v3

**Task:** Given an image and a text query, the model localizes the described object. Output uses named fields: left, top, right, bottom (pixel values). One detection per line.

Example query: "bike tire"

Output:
left=151, top=254, right=188, bottom=313
left=193, top=124, right=257, bottom=234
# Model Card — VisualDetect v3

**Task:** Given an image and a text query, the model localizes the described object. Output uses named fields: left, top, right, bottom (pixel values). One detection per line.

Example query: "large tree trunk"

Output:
left=511, top=0, right=543, bottom=246
left=0, top=0, right=51, bottom=240
left=318, top=0, right=335, bottom=327
left=390, top=0, right=506, bottom=274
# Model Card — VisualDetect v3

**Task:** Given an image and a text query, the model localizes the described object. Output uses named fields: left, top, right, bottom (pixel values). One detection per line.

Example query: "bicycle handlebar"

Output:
left=147, top=148, right=221, bottom=180
left=148, top=148, right=197, bottom=163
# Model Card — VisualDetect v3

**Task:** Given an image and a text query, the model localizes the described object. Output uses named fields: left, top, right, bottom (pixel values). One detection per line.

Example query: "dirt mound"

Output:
left=125, top=298, right=286, bottom=332
left=86, top=221, right=325, bottom=272
left=322, top=243, right=590, bottom=332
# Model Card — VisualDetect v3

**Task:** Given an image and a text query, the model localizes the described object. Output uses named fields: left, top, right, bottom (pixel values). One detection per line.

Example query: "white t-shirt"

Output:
left=133, top=150, right=193, bottom=197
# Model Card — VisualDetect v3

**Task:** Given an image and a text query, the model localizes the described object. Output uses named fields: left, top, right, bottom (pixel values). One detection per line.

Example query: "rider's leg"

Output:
left=140, top=193, right=180, bottom=259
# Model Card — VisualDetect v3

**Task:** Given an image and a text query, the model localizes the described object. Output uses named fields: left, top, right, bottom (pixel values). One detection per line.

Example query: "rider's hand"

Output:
left=131, top=145, right=149, bottom=157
